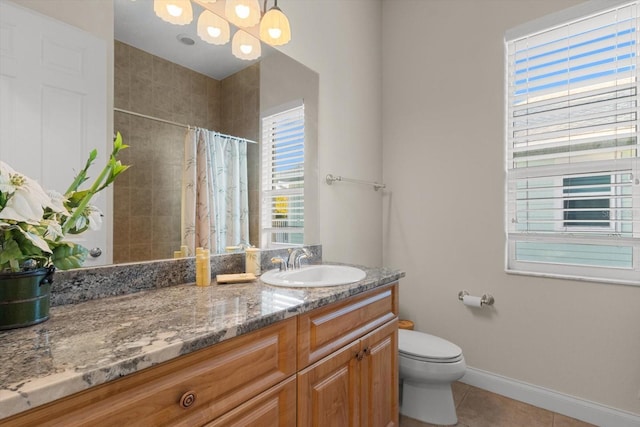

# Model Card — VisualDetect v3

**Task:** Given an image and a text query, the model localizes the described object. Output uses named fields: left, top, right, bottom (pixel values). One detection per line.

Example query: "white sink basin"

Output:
left=261, top=265, right=366, bottom=288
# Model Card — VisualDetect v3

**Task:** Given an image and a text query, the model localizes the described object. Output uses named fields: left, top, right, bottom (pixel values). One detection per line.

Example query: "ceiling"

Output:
left=114, top=0, right=274, bottom=80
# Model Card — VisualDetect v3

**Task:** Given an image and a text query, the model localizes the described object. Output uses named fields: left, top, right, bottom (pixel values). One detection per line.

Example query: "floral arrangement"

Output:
left=0, top=133, right=129, bottom=272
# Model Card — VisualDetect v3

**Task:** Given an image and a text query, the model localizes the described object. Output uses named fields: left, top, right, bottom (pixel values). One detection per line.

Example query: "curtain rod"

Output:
left=113, top=108, right=257, bottom=144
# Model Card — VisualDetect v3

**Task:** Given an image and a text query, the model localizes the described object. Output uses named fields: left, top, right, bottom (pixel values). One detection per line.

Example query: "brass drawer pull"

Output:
left=179, top=390, right=197, bottom=409
left=356, top=347, right=370, bottom=361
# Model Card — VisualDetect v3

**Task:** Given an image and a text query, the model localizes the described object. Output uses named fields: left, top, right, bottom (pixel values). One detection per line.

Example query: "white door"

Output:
left=0, top=0, right=109, bottom=267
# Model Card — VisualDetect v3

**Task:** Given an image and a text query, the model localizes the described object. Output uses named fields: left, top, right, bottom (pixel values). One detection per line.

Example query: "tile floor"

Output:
left=399, top=382, right=596, bottom=427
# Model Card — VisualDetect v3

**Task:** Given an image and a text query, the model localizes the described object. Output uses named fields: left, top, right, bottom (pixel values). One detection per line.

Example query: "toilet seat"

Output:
left=399, top=329, right=463, bottom=363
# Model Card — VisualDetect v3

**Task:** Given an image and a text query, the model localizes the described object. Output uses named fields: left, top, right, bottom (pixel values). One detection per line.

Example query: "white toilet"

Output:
left=398, top=329, right=466, bottom=425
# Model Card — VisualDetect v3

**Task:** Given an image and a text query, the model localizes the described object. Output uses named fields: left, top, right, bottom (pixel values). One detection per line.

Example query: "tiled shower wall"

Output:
left=113, top=41, right=259, bottom=264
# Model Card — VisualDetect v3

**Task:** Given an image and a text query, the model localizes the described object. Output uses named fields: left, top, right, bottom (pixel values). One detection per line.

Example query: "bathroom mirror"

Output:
left=0, top=0, right=318, bottom=268
left=111, top=0, right=319, bottom=264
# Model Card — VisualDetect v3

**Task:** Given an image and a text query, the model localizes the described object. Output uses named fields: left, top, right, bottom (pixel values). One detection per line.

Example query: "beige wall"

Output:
left=260, top=52, right=320, bottom=248
left=279, top=0, right=384, bottom=267
left=381, top=0, right=640, bottom=414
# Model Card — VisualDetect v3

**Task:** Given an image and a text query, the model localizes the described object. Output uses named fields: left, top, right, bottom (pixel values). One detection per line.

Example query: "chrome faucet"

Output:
left=270, top=256, right=288, bottom=271
left=270, top=248, right=311, bottom=272
left=287, top=247, right=310, bottom=270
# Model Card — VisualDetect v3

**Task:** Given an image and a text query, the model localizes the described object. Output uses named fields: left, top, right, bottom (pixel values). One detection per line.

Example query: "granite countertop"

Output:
left=0, top=265, right=404, bottom=420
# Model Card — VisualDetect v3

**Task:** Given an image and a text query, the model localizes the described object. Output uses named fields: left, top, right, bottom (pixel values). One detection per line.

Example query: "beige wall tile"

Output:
left=114, top=41, right=259, bottom=262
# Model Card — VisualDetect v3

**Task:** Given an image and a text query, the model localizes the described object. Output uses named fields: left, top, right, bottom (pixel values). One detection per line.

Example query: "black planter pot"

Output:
left=0, top=266, right=55, bottom=330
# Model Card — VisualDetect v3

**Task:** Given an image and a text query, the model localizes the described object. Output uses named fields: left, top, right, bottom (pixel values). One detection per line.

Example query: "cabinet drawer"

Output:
left=205, top=376, right=296, bottom=427
left=4, top=317, right=297, bottom=427
left=297, top=283, right=398, bottom=369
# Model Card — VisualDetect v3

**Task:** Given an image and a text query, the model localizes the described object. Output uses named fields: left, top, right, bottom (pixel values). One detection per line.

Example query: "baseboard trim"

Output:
left=460, top=367, right=640, bottom=427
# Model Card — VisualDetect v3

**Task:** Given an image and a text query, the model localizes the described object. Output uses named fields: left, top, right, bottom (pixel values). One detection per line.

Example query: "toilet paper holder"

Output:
left=458, top=290, right=495, bottom=306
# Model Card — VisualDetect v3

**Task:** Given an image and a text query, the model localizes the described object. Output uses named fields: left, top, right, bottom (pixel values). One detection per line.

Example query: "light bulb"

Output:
left=235, top=4, right=250, bottom=19
left=166, top=4, right=183, bottom=17
left=154, top=0, right=192, bottom=25
left=197, top=10, right=230, bottom=45
left=225, top=0, right=260, bottom=27
left=232, top=29, right=261, bottom=60
left=268, top=28, right=282, bottom=39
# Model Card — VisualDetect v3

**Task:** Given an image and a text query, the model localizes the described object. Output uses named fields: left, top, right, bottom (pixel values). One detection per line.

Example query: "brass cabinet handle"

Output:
left=179, top=390, right=197, bottom=409
left=356, top=347, right=370, bottom=361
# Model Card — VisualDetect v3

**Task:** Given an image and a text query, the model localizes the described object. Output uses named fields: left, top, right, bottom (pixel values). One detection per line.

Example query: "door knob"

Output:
left=89, top=247, right=102, bottom=258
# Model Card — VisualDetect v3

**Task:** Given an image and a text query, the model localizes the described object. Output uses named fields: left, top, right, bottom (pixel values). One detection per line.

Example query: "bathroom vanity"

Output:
left=0, top=264, right=403, bottom=426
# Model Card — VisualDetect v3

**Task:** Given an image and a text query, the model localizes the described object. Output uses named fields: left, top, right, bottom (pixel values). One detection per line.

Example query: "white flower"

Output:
left=86, top=205, right=103, bottom=231
left=42, top=219, right=64, bottom=241
left=71, top=205, right=103, bottom=232
left=0, top=161, right=56, bottom=223
left=47, top=190, right=70, bottom=215
left=0, top=163, right=15, bottom=194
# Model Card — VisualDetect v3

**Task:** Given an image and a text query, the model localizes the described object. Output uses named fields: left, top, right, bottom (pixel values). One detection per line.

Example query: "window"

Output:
left=505, top=1, right=640, bottom=284
left=261, top=103, right=305, bottom=248
left=562, top=175, right=612, bottom=228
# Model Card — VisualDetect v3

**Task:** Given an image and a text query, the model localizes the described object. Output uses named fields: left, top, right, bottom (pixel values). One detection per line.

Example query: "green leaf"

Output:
left=51, top=243, right=88, bottom=270
left=67, top=189, right=91, bottom=205
left=0, top=239, right=22, bottom=266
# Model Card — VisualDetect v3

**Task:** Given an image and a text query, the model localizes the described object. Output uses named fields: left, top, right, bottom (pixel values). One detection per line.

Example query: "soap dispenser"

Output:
left=195, top=247, right=211, bottom=286
left=245, top=247, right=261, bottom=276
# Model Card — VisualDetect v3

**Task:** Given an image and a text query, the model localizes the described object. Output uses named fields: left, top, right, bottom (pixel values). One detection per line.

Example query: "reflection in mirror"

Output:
left=112, top=0, right=319, bottom=264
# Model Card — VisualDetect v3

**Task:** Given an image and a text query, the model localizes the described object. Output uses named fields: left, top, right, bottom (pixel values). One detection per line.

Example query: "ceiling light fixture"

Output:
left=259, top=0, right=290, bottom=46
left=232, top=29, right=261, bottom=60
left=197, top=10, right=230, bottom=45
left=153, top=0, right=293, bottom=60
left=154, top=0, right=193, bottom=25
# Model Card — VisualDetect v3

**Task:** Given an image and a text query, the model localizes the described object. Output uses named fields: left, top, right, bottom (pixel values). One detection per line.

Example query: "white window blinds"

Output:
left=261, top=104, right=305, bottom=248
left=505, top=1, right=640, bottom=284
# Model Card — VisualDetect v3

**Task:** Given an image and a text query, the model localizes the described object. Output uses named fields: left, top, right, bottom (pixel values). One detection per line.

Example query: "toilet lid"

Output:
left=398, top=329, right=462, bottom=361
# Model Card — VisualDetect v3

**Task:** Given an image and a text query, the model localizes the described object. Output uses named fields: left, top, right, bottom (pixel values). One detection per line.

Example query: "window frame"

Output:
left=505, top=0, right=640, bottom=286
left=260, top=101, right=305, bottom=249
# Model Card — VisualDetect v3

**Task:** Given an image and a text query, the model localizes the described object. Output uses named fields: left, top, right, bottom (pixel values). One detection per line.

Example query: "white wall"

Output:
left=279, top=0, right=384, bottom=267
left=382, top=0, right=640, bottom=415
left=260, top=52, right=320, bottom=248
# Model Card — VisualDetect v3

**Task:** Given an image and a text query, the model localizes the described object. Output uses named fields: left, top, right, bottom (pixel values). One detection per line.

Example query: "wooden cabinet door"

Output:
left=297, top=340, right=361, bottom=427
left=360, top=320, right=399, bottom=427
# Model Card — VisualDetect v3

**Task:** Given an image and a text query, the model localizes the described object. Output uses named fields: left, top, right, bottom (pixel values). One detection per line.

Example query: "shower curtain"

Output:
left=181, top=128, right=249, bottom=254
